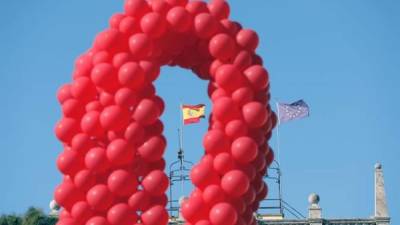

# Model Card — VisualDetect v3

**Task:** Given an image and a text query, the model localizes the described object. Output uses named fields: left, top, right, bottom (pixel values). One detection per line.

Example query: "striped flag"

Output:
left=182, top=104, right=206, bottom=125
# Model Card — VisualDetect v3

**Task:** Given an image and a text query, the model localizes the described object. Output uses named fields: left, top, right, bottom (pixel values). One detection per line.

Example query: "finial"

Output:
left=308, top=193, right=322, bottom=219
left=375, top=162, right=382, bottom=169
left=308, top=193, right=320, bottom=205
left=49, top=200, right=60, bottom=216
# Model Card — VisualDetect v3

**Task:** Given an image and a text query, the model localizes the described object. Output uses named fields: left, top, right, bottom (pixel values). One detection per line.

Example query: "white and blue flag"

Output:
left=277, top=100, right=310, bottom=124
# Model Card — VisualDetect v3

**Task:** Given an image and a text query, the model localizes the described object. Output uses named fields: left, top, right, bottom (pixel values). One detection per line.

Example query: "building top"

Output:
left=50, top=164, right=390, bottom=225
left=258, top=163, right=390, bottom=225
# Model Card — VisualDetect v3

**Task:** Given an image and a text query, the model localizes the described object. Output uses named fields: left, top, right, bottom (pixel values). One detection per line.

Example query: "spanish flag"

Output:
left=182, top=104, right=206, bottom=125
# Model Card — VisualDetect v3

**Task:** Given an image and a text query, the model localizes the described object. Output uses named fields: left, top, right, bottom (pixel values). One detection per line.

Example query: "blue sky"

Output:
left=0, top=0, right=399, bottom=223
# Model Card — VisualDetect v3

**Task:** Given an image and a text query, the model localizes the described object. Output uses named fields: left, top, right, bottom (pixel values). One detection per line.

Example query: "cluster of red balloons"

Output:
left=54, top=0, right=276, bottom=225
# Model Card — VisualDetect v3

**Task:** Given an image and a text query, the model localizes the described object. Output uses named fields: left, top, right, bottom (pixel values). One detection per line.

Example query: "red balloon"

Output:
left=59, top=210, right=72, bottom=220
left=142, top=170, right=169, bottom=196
left=138, top=135, right=166, bottom=162
left=128, top=190, right=151, bottom=211
left=92, top=51, right=110, bottom=65
left=244, top=65, right=268, bottom=91
left=215, top=64, right=245, bottom=91
left=141, top=12, right=167, bottom=38
left=71, top=133, right=92, bottom=153
left=243, top=186, right=256, bottom=205
left=195, top=221, right=211, bottom=225
left=190, top=162, right=219, bottom=189
left=265, top=149, right=274, bottom=167
left=242, top=101, right=268, bottom=128
left=208, top=0, right=230, bottom=20
left=211, top=88, right=228, bottom=101
left=149, top=159, right=166, bottom=172
left=202, top=184, right=225, bottom=205
left=114, top=88, right=139, bottom=108
left=94, top=29, right=120, bottom=51
left=185, top=1, right=208, bottom=15
left=118, top=62, right=145, bottom=90
left=124, top=122, right=145, bottom=144
left=57, top=84, right=72, bottom=104
left=120, top=16, right=139, bottom=35
left=71, top=77, right=97, bottom=102
left=231, top=137, right=258, bottom=164
left=238, top=163, right=257, bottom=182
left=62, top=99, right=85, bottom=118
left=57, top=149, right=81, bottom=175
left=71, top=201, right=94, bottom=223
left=74, top=53, right=93, bottom=78
left=81, top=111, right=104, bottom=137
left=225, top=119, right=248, bottom=139
left=139, top=60, right=160, bottom=82
left=213, top=152, right=233, bottom=174
left=86, top=184, right=114, bottom=212
left=252, top=151, right=266, bottom=172
left=133, top=99, right=160, bottom=125
left=209, top=33, right=236, bottom=61
left=99, top=92, right=115, bottom=107
left=209, top=202, right=237, bottom=225
left=231, top=87, right=254, bottom=106
left=220, top=19, right=241, bottom=37
left=235, top=218, right=246, bottom=225
left=194, top=13, right=218, bottom=39
left=233, top=50, right=252, bottom=70
left=236, top=29, right=259, bottom=52
left=55, top=118, right=79, bottom=143
left=221, top=170, right=249, bottom=197
left=167, top=6, right=192, bottom=32
left=91, top=63, right=118, bottom=91
left=209, top=59, right=223, bottom=78
left=124, top=0, right=150, bottom=17
left=165, top=0, right=188, bottom=6
left=85, top=147, right=109, bottom=172
left=100, top=105, right=130, bottom=131
left=151, top=0, right=171, bottom=15
left=106, top=139, right=135, bottom=166
left=141, top=205, right=168, bottom=225
left=85, top=216, right=109, bottom=225
left=109, top=13, right=124, bottom=29
left=228, top=198, right=246, bottom=215
left=74, top=170, right=96, bottom=191
left=107, top=169, right=137, bottom=197
left=203, top=130, right=229, bottom=155
left=85, top=101, right=102, bottom=112
left=55, top=181, right=82, bottom=210
left=56, top=219, right=76, bottom=225
left=181, top=196, right=205, bottom=222
left=256, top=182, right=268, bottom=201
left=129, top=33, right=153, bottom=60
left=152, top=96, right=165, bottom=115
left=151, top=194, right=168, bottom=207
left=107, top=203, right=137, bottom=225
left=213, top=97, right=239, bottom=122
left=113, top=52, right=131, bottom=68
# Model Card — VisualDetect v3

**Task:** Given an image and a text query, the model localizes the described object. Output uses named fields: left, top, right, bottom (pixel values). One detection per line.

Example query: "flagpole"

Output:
left=275, top=101, right=281, bottom=165
left=179, top=103, right=184, bottom=152
left=179, top=102, right=184, bottom=197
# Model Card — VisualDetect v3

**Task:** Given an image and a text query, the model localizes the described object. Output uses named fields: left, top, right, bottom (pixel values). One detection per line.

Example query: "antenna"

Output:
left=168, top=128, right=194, bottom=219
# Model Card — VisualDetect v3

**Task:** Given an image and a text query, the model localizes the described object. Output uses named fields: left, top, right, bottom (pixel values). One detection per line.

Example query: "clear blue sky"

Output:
left=0, top=0, right=399, bottom=223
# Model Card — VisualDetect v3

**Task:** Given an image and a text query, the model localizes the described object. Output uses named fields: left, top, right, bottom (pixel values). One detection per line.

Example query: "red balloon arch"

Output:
left=54, top=0, right=277, bottom=225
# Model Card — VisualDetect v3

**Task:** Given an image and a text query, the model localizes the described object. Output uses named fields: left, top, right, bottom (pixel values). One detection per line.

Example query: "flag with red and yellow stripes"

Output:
left=182, top=104, right=206, bottom=125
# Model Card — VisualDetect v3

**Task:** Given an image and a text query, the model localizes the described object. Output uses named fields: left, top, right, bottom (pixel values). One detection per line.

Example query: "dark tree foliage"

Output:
left=0, top=207, right=57, bottom=225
